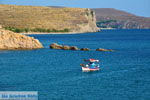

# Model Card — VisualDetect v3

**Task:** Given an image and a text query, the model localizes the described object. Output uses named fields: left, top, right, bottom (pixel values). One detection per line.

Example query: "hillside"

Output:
left=0, top=5, right=98, bottom=33
left=92, top=8, right=150, bottom=29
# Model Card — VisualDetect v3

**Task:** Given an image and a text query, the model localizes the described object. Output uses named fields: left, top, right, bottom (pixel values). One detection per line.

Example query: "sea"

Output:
left=0, top=29, right=150, bottom=100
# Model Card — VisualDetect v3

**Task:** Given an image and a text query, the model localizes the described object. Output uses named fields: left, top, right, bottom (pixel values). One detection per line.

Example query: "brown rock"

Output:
left=96, top=48, right=114, bottom=52
left=50, top=43, right=79, bottom=50
left=63, top=45, right=70, bottom=50
left=80, top=48, right=90, bottom=51
left=70, top=46, right=79, bottom=50
left=50, top=43, right=63, bottom=49
left=0, top=29, right=43, bottom=50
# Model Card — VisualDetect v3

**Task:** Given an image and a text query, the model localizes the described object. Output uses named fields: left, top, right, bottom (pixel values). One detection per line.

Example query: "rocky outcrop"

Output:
left=0, top=29, right=43, bottom=50
left=50, top=43, right=114, bottom=52
left=96, top=48, right=114, bottom=52
left=73, top=9, right=99, bottom=33
left=50, top=43, right=63, bottom=49
left=80, top=48, right=90, bottom=51
left=50, top=43, right=79, bottom=50
left=63, top=45, right=70, bottom=50
left=69, top=46, right=79, bottom=50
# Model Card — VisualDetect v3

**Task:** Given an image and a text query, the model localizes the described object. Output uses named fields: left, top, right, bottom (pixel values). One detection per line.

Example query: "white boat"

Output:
left=80, top=59, right=100, bottom=72
left=82, top=67, right=100, bottom=72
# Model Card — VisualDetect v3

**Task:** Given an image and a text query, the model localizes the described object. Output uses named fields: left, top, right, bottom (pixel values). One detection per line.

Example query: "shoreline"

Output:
left=20, top=31, right=96, bottom=35
left=100, top=28, right=115, bottom=30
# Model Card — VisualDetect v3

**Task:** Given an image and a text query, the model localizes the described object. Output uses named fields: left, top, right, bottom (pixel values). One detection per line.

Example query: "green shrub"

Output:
left=63, top=28, right=69, bottom=32
left=4, top=27, right=70, bottom=33
left=24, top=28, right=30, bottom=32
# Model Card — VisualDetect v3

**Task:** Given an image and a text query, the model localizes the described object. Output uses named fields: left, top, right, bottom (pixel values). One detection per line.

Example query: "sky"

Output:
left=0, top=0, right=150, bottom=17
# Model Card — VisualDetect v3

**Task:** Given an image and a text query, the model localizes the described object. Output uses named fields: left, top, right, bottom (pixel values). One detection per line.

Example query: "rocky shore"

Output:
left=0, top=28, right=43, bottom=50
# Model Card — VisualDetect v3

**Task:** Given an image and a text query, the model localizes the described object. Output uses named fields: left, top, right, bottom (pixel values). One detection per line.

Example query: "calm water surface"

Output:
left=0, top=30, right=150, bottom=100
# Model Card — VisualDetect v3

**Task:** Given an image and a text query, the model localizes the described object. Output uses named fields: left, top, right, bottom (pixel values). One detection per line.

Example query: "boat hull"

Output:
left=82, top=67, right=100, bottom=72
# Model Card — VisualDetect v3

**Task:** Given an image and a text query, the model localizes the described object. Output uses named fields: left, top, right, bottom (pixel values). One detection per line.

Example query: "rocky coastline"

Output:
left=0, top=28, right=43, bottom=50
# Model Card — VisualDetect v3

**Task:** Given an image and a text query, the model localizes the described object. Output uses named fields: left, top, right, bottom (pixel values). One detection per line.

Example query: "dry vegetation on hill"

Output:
left=0, top=5, right=98, bottom=33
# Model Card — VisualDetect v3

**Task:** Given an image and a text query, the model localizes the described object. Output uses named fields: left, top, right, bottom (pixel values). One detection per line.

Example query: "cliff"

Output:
left=92, top=8, right=150, bottom=29
left=0, top=28, right=43, bottom=50
left=0, top=5, right=98, bottom=33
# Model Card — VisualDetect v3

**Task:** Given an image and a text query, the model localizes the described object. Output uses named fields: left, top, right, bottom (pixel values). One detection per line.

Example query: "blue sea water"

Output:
left=0, top=29, right=150, bottom=100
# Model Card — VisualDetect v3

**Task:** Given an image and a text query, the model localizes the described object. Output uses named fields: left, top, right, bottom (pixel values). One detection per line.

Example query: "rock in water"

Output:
left=49, top=43, right=115, bottom=52
left=50, top=43, right=79, bottom=50
left=80, top=48, right=90, bottom=51
left=0, top=29, right=43, bottom=50
left=63, top=45, right=71, bottom=50
left=96, top=48, right=114, bottom=52
left=70, top=46, right=79, bottom=50
left=50, top=43, right=63, bottom=49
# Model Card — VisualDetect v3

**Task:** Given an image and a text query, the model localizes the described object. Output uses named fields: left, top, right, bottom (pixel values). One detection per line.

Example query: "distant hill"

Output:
left=48, top=6, right=66, bottom=8
left=92, top=8, right=150, bottom=29
left=0, top=5, right=98, bottom=33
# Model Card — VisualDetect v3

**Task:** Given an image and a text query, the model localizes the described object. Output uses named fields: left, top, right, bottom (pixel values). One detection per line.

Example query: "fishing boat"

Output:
left=80, top=59, right=100, bottom=72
